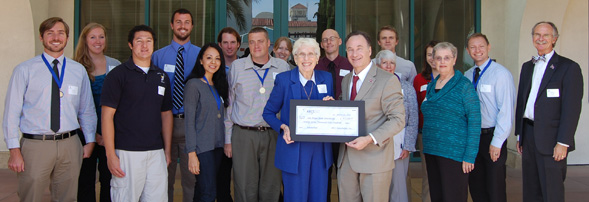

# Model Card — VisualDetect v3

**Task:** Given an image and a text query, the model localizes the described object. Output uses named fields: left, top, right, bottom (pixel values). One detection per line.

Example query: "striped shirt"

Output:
left=224, top=55, right=290, bottom=143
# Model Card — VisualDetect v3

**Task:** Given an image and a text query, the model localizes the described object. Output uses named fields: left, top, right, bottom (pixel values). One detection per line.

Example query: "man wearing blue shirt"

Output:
left=3, top=17, right=97, bottom=201
left=152, top=8, right=201, bottom=202
left=464, top=33, right=515, bottom=202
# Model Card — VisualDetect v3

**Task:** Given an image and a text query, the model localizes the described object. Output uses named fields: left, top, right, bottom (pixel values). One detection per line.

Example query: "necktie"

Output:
left=172, top=46, right=185, bottom=110
left=473, top=67, right=481, bottom=90
left=303, top=80, right=314, bottom=100
left=51, top=59, right=60, bottom=133
left=327, top=61, right=337, bottom=92
left=350, top=76, right=359, bottom=101
left=532, top=55, right=546, bottom=64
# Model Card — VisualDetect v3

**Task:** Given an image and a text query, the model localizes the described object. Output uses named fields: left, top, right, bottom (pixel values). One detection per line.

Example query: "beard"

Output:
left=43, top=41, right=66, bottom=53
left=174, top=29, right=191, bottom=41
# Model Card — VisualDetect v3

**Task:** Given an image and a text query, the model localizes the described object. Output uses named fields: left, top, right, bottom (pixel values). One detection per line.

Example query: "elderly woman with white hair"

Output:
left=263, top=38, right=334, bottom=202
left=421, top=42, right=481, bottom=202
left=375, top=50, right=419, bottom=202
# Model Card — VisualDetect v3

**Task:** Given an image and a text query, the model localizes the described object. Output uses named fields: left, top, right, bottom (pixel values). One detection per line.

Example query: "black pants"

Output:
left=216, top=154, right=234, bottom=202
left=425, top=154, right=469, bottom=202
left=522, top=120, right=567, bottom=202
left=78, top=133, right=111, bottom=202
left=468, top=128, right=507, bottom=202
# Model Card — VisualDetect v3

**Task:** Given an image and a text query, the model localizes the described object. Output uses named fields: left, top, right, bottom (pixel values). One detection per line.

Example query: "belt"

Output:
left=173, top=114, right=185, bottom=119
left=524, top=118, right=534, bottom=126
left=237, top=125, right=271, bottom=132
left=23, top=130, right=78, bottom=141
left=481, top=127, right=495, bottom=134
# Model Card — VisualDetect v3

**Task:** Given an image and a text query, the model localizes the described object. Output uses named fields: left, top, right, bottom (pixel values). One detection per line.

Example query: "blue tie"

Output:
left=172, top=46, right=185, bottom=110
left=303, top=80, right=314, bottom=100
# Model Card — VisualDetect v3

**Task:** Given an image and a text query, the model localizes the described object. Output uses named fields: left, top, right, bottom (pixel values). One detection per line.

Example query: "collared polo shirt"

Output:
left=101, top=58, right=172, bottom=151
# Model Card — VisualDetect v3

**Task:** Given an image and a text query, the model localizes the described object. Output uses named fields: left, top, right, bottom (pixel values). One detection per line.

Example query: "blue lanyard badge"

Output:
left=254, top=68, right=270, bottom=86
left=472, top=60, right=492, bottom=89
left=203, top=77, right=222, bottom=110
left=42, top=54, right=66, bottom=88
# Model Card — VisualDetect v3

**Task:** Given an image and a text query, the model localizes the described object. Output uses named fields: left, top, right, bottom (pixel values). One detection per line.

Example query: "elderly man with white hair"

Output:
left=375, top=50, right=419, bottom=202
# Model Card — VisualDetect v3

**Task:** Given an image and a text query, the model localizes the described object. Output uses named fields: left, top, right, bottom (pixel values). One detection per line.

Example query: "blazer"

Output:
left=263, top=67, right=334, bottom=174
left=338, top=63, right=406, bottom=173
left=515, top=52, right=583, bottom=154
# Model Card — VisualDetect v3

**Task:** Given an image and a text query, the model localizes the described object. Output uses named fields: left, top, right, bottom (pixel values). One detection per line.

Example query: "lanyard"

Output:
left=253, top=68, right=270, bottom=86
left=42, top=54, right=66, bottom=88
left=472, top=59, right=492, bottom=89
left=203, top=77, right=222, bottom=111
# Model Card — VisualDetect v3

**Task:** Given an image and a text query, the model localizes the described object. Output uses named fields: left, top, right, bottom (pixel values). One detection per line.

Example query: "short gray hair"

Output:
left=293, top=38, right=320, bottom=60
left=374, top=50, right=396, bottom=65
left=531, top=21, right=559, bottom=38
left=432, top=42, right=457, bottom=58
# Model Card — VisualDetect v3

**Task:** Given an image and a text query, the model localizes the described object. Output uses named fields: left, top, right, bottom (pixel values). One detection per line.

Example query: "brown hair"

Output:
left=39, top=17, right=69, bottom=37
left=466, top=33, right=489, bottom=45
left=248, top=27, right=269, bottom=39
left=74, top=23, right=107, bottom=81
left=377, top=25, right=398, bottom=41
left=217, top=27, right=242, bottom=44
left=273, top=37, right=293, bottom=53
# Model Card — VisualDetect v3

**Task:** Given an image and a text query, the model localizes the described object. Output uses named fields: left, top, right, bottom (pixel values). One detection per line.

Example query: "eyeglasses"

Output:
left=434, top=56, right=454, bottom=62
left=321, top=36, right=339, bottom=43
left=295, top=52, right=317, bottom=59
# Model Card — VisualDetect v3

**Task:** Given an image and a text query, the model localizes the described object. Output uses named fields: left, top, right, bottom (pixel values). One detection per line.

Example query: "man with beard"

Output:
left=3, top=17, right=97, bottom=201
left=152, top=8, right=200, bottom=202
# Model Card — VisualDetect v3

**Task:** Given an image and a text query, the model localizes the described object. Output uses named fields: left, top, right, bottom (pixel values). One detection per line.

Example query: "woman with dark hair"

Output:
left=184, top=43, right=229, bottom=202
left=412, top=40, right=438, bottom=202
left=74, top=22, right=120, bottom=202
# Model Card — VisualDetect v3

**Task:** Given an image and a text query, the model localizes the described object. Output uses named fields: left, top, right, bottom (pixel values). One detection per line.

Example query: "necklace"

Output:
left=303, top=82, right=314, bottom=100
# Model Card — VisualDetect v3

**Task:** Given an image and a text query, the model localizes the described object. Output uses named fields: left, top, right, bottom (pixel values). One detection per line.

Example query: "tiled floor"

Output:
left=0, top=163, right=588, bottom=201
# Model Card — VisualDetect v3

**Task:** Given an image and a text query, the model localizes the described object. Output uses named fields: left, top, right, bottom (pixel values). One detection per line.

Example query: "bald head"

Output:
left=321, top=29, right=342, bottom=57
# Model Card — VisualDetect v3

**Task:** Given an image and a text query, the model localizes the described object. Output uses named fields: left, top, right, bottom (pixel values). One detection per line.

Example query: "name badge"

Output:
left=339, top=69, right=350, bottom=77
left=547, top=89, right=559, bottom=98
left=158, top=86, right=166, bottom=96
left=108, top=65, right=117, bottom=72
left=273, top=72, right=279, bottom=80
left=317, top=84, right=327, bottom=93
left=420, top=84, right=428, bottom=92
left=480, top=84, right=492, bottom=93
left=68, top=85, right=79, bottom=95
left=164, top=64, right=175, bottom=73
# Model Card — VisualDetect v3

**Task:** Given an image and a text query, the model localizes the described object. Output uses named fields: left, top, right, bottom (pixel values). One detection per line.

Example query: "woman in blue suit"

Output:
left=263, top=38, right=334, bottom=202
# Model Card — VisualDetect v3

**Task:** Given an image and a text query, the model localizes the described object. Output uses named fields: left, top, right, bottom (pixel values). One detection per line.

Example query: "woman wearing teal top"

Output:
left=74, top=22, right=121, bottom=202
left=421, top=42, right=481, bottom=202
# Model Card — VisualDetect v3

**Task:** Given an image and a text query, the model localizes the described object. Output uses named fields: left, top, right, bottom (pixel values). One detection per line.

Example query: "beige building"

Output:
left=0, top=0, right=587, bottom=167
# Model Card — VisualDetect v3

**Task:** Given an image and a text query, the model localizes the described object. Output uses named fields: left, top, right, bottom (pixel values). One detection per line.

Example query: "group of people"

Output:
left=2, top=7, right=583, bottom=202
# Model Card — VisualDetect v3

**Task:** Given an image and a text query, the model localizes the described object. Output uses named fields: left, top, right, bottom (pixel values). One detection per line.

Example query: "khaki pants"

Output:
left=18, top=135, right=83, bottom=202
left=231, top=126, right=282, bottom=202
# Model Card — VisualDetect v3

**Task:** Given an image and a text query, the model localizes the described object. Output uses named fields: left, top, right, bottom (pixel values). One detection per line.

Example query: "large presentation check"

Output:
left=289, top=100, right=366, bottom=142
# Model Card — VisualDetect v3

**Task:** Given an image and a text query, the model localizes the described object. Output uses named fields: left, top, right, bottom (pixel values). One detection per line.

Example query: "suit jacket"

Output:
left=263, top=67, right=334, bottom=174
left=338, top=63, right=406, bottom=173
left=515, top=52, right=583, bottom=154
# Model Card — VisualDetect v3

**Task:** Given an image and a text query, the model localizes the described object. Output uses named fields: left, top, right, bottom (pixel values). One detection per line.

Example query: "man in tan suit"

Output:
left=337, top=31, right=406, bottom=201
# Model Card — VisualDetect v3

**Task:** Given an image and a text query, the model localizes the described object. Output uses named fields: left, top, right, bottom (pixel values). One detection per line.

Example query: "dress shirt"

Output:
left=349, top=62, right=379, bottom=144
left=3, top=52, right=97, bottom=149
left=298, top=71, right=316, bottom=86
left=523, top=50, right=554, bottom=120
left=395, top=56, right=417, bottom=83
left=465, top=58, right=516, bottom=148
left=224, top=55, right=290, bottom=143
left=316, top=56, right=353, bottom=99
left=152, top=40, right=201, bottom=114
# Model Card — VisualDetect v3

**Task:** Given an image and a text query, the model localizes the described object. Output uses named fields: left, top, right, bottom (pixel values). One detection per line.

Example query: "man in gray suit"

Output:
left=337, top=31, right=406, bottom=202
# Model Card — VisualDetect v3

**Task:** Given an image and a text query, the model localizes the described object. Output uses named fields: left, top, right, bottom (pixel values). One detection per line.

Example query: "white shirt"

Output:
left=349, top=62, right=378, bottom=144
left=523, top=50, right=554, bottom=120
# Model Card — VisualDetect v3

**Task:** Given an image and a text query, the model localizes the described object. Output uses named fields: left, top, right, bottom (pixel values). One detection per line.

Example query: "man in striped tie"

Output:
left=152, top=8, right=201, bottom=202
